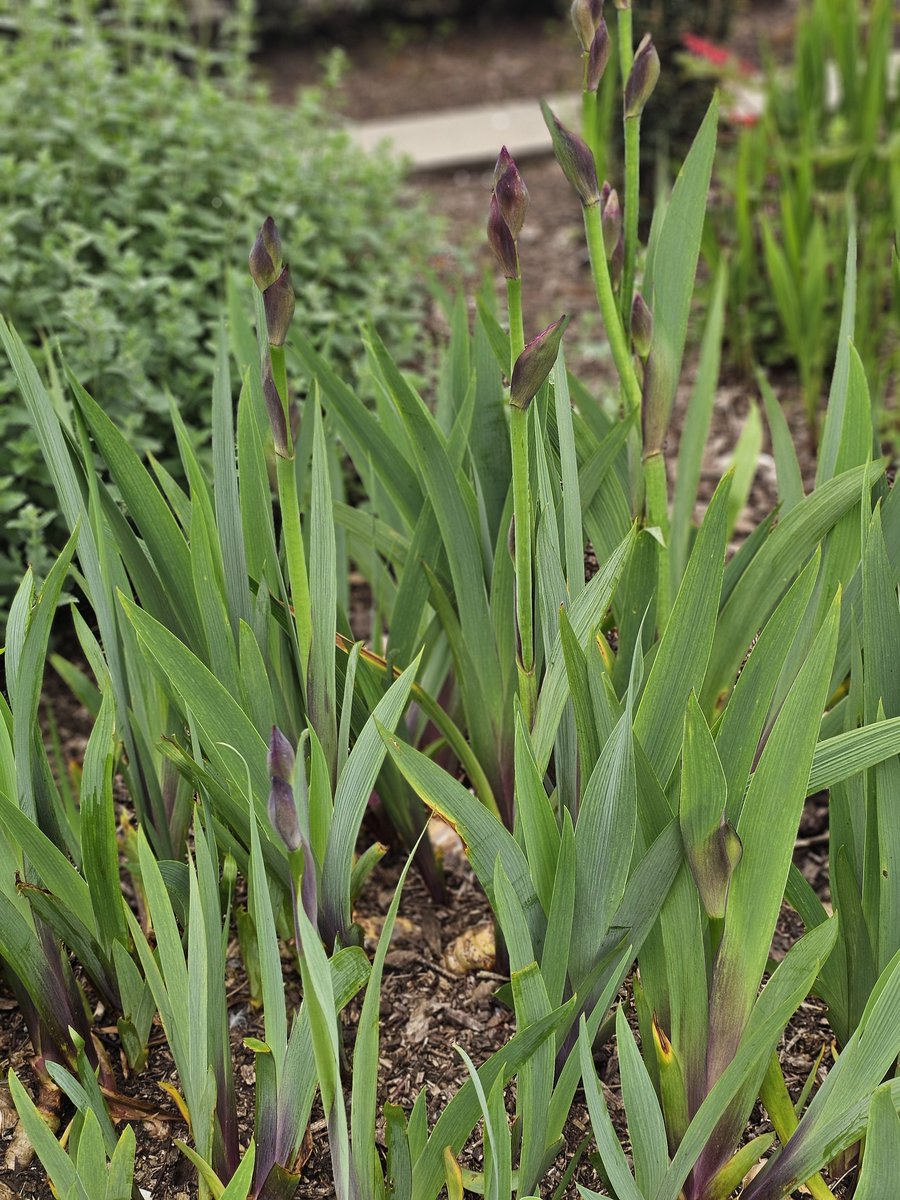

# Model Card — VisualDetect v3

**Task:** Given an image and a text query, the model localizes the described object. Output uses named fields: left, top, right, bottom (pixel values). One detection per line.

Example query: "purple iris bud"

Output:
left=487, top=193, right=519, bottom=280
left=262, top=359, right=290, bottom=459
left=263, top=265, right=295, bottom=348
left=587, top=20, right=611, bottom=92
left=249, top=216, right=283, bottom=292
left=541, top=102, right=601, bottom=208
left=601, top=186, right=622, bottom=258
left=625, top=35, right=660, bottom=119
left=493, top=149, right=529, bottom=239
left=268, top=779, right=302, bottom=854
left=509, top=315, right=571, bottom=411
left=631, top=293, right=653, bottom=359
left=570, top=0, right=604, bottom=51
left=267, top=728, right=301, bottom=853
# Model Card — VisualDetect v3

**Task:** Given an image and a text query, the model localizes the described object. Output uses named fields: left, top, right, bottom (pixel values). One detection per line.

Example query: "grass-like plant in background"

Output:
left=2, top=1, right=900, bottom=1198
left=701, top=0, right=898, bottom=434
left=0, top=0, right=436, bottom=630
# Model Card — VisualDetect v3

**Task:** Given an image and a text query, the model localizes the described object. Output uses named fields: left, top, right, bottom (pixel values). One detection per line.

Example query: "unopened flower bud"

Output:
left=267, top=727, right=301, bottom=853
left=570, top=0, right=604, bottom=51
left=625, top=35, right=660, bottom=118
left=268, top=726, right=295, bottom=784
left=510, top=315, right=571, bottom=411
left=507, top=513, right=516, bottom=562
left=493, top=145, right=514, bottom=188
left=587, top=20, right=611, bottom=92
left=631, top=293, right=653, bottom=358
left=249, top=216, right=283, bottom=292
left=609, top=232, right=624, bottom=289
left=494, top=151, right=529, bottom=239
left=268, top=778, right=302, bottom=853
left=601, top=186, right=622, bottom=258
left=541, top=102, right=600, bottom=208
left=487, top=194, right=519, bottom=280
left=263, top=266, right=295, bottom=347
left=263, top=359, right=290, bottom=459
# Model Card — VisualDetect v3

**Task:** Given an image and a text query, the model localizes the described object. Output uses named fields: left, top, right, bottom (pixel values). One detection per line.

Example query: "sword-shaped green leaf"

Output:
left=680, top=693, right=738, bottom=920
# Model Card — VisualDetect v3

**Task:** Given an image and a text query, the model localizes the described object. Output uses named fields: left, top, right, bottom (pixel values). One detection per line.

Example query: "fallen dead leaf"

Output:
left=356, top=914, right=417, bottom=951
left=404, top=999, right=434, bottom=1042
left=429, top=817, right=465, bottom=862
left=101, top=1086, right=171, bottom=1123
left=0, top=1081, right=16, bottom=1139
left=442, top=923, right=495, bottom=976
left=3, top=1081, right=60, bottom=1172
left=743, top=1160, right=766, bottom=1185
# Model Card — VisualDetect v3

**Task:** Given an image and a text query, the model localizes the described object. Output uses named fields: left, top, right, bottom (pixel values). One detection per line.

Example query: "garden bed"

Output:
left=1, top=3, right=896, bottom=1198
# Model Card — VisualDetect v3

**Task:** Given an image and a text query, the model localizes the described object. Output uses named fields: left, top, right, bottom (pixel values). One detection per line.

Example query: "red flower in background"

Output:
left=680, top=33, right=755, bottom=78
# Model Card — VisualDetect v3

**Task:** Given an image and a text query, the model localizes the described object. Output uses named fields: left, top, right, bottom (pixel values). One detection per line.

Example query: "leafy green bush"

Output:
left=0, top=1, right=433, bottom=618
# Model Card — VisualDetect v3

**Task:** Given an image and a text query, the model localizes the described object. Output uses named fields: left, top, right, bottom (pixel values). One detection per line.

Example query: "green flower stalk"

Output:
left=640, top=353, right=671, bottom=613
left=621, top=33, right=659, bottom=323
left=542, top=103, right=641, bottom=417
left=489, top=147, right=541, bottom=723
left=249, top=217, right=311, bottom=683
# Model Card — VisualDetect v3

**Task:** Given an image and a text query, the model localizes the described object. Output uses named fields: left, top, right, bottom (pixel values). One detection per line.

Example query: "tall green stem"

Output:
left=506, top=277, right=537, bottom=725
left=617, top=6, right=639, bottom=326
left=643, top=450, right=671, bottom=627
left=621, top=115, right=641, bottom=324
left=583, top=202, right=642, bottom=415
left=272, top=344, right=312, bottom=683
left=581, top=53, right=600, bottom=182
left=581, top=82, right=596, bottom=166
left=616, top=6, right=634, bottom=97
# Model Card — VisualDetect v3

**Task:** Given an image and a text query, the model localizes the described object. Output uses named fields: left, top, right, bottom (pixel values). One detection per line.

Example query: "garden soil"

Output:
left=0, top=4, right=860, bottom=1197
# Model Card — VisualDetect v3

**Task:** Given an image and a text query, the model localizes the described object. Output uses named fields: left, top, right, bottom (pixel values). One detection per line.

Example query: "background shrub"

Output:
left=0, top=1, right=435, bottom=620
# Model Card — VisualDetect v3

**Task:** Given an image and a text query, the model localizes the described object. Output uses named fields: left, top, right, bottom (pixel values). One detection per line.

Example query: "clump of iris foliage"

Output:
left=700, top=0, right=898, bottom=431
left=0, top=0, right=435, bottom=627
left=2, top=2, right=900, bottom=1199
